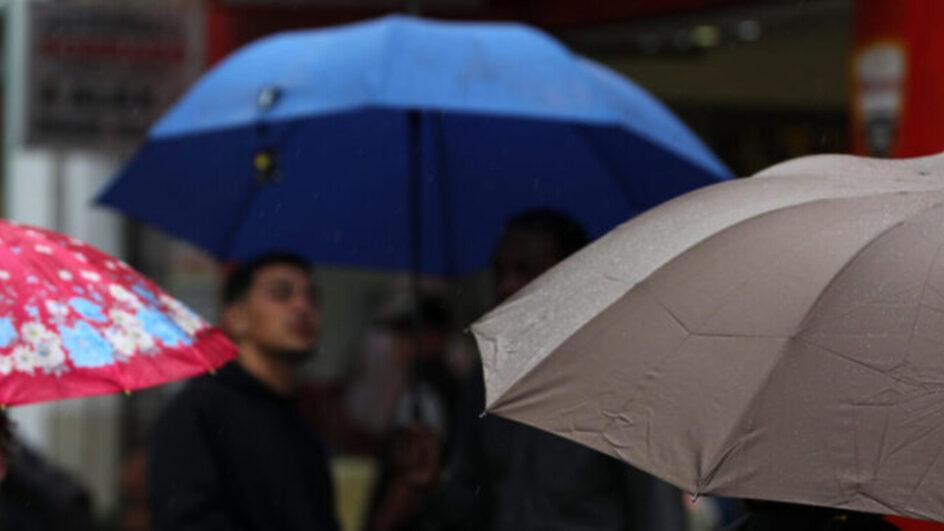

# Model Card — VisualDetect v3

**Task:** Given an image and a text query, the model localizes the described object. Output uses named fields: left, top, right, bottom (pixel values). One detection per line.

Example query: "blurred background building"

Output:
left=0, top=0, right=939, bottom=528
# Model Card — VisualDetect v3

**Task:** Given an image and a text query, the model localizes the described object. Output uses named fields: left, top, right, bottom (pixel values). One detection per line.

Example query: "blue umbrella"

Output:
left=98, top=15, right=732, bottom=276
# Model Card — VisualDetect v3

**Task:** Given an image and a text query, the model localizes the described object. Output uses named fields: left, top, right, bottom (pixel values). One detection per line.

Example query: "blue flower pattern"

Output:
left=59, top=321, right=114, bottom=368
left=137, top=308, right=192, bottom=347
left=0, top=319, right=15, bottom=348
left=69, top=298, right=107, bottom=322
left=133, top=285, right=159, bottom=304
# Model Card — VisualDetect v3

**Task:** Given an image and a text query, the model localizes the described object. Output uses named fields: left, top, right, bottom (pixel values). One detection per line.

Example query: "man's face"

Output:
left=493, top=228, right=563, bottom=303
left=229, top=263, right=320, bottom=362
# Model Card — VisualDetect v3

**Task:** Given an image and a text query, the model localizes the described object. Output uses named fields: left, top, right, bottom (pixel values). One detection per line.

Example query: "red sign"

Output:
left=853, top=0, right=944, bottom=157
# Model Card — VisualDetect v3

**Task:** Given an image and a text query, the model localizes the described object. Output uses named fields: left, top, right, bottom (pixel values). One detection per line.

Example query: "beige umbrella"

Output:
left=472, top=153, right=944, bottom=522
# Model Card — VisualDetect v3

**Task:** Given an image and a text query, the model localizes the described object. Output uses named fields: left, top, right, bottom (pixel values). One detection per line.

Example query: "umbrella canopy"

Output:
left=98, top=15, right=730, bottom=276
left=473, top=153, right=944, bottom=522
left=0, top=220, right=234, bottom=406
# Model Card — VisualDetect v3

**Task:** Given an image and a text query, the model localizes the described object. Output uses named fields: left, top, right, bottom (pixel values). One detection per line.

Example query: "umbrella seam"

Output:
left=681, top=193, right=944, bottom=334
left=892, top=236, right=944, bottom=376
left=694, top=337, right=789, bottom=493
left=698, top=202, right=944, bottom=494
left=794, top=201, right=944, bottom=336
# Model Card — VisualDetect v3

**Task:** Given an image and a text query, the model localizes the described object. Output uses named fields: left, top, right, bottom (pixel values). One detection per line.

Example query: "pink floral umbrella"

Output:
left=0, top=220, right=235, bottom=406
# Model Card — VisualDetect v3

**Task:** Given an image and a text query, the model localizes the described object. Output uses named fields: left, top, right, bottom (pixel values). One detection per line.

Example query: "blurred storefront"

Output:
left=0, top=0, right=205, bottom=519
left=4, top=0, right=944, bottom=528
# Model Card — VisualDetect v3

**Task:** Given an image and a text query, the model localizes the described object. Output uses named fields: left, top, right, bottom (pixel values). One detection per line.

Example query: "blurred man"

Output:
left=443, top=208, right=687, bottom=531
left=148, top=254, right=338, bottom=531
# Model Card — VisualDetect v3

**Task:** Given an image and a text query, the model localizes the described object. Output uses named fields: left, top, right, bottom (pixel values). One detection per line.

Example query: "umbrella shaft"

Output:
left=408, top=110, right=423, bottom=280
left=408, top=109, right=425, bottom=423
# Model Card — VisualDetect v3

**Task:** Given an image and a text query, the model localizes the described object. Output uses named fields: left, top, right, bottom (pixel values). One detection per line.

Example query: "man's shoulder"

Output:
left=158, top=372, right=239, bottom=422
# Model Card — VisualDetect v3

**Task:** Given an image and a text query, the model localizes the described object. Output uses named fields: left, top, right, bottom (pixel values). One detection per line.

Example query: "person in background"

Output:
left=440, top=208, right=688, bottom=531
left=108, top=444, right=151, bottom=531
left=0, top=411, right=95, bottom=531
left=371, top=209, right=687, bottom=531
left=367, top=294, right=461, bottom=531
left=148, top=253, right=338, bottom=531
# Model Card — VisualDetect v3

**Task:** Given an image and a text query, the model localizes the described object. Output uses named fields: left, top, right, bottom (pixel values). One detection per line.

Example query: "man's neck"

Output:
left=237, top=344, right=297, bottom=397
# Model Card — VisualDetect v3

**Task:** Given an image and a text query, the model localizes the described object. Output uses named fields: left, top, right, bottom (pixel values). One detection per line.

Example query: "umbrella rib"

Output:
left=796, top=338, right=919, bottom=386
left=795, top=202, right=944, bottom=337
left=899, top=237, right=944, bottom=373
left=903, top=433, right=944, bottom=510
left=701, top=203, right=944, bottom=498
left=636, top=194, right=921, bottom=338
left=694, top=348, right=784, bottom=494
left=646, top=286, right=691, bottom=335
left=881, top=400, right=944, bottom=463
left=839, top=490, right=901, bottom=519
left=677, top=192, right=944, bottom=336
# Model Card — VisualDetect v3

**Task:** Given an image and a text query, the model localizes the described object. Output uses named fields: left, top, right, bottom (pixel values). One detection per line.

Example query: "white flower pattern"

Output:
left=0, top=221, right=221, bottom=383
left=45, top=301, right=70, bottom=320
left=109, top=285, right=143, bottom=308
left=13, top=345, right=37, bottom=374
left=159, top=295, right=206, bottom=335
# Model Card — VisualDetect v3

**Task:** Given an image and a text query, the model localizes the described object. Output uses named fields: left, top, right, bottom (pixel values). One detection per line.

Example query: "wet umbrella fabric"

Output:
left=473, top=153, right=944, bottom=522
left=0, top=220, right=234, bottom=405
left=98, top=15, right=730, bottom=276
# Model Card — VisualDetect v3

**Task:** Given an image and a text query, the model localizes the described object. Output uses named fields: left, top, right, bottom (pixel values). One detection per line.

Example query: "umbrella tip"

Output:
left=124, top=389, right=132, bottom=397
left=690, top=492, right=701, bottom=503
left=478, top=410, right=487, bottom=419
left=209, top=368, right=217, bottom=376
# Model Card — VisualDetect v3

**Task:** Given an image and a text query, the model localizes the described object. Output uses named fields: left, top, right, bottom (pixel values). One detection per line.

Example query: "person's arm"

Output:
left=368, top=424, right=443, bottom=531
left=429, top=370, right=491, bottom=531
left=148, top=394, right=241, bottom=531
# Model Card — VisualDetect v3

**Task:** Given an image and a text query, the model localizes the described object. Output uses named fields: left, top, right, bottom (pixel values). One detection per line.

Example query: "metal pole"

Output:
left=4, top=0, right=27, bottom=219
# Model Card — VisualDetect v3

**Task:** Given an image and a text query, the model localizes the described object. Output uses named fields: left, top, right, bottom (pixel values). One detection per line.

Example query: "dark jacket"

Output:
left=148, top=361, right=339, bottom=531
left=726, top=502, right=899, bottom=531
left=0, top=443, right=93, bottom=531
left=439, top=370, right=687, bottom=531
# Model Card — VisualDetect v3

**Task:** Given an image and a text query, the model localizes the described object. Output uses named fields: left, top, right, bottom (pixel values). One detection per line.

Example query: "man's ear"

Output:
left=221, top=302, right=248, bottom=340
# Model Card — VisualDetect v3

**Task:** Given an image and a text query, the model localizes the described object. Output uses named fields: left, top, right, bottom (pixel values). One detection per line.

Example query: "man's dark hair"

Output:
left=222, top=253, right=312, bottom=306
left=504, top=208, right=589, bottom=259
